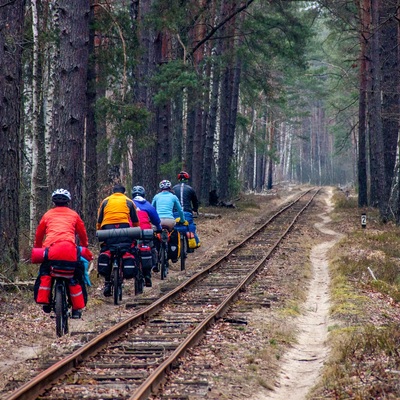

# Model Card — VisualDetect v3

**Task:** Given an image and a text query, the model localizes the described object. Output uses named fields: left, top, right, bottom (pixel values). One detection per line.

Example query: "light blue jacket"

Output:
left=152, top=191, right=185, bottom=222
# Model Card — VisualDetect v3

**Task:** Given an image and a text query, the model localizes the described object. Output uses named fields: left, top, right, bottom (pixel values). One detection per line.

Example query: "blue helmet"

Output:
left=132, top=185, right=146, bottom=198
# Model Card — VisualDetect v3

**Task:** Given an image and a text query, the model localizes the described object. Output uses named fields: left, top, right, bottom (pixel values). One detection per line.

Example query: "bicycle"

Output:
left=96, top=227, right=153, bottom=305
left=47, top=262, right=83, bottom=337
left=174, top=221, right=189, bottom=271
left=156, top=227, right=170, bottom=280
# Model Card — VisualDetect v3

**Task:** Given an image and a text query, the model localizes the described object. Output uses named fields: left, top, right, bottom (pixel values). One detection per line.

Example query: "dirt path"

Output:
left=255, top=188, right=342, bottom=400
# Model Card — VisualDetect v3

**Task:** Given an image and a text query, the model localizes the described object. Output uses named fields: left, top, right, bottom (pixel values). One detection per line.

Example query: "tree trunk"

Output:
left=380, top=0, right=399, bottom=218
left=85, top=1, right=99, bottom=244
left=50, top=0, right=90, bottom=216
left=368, top=0, right=386, bottom=218
left=30, top=0, right=48, bottom=245
left=202, top=60, right=220, bottom=202
left=0, top=0, right=24, bottom=275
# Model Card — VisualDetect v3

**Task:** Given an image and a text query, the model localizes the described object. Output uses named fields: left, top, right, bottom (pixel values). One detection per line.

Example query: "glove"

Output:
left=183, top=220, right=189, bottom=226
left=80, top=246, right=93, bottom=261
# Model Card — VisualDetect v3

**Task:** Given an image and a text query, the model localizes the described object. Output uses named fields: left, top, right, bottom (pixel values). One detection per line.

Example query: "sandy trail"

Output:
left=255, top=188, right=342, bottom=400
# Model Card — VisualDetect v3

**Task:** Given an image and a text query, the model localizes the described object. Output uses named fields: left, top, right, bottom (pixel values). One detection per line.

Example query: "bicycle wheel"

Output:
left=180, top=233, right=187, bottom=271
left=55, top=281, right=69, bottom=337
left=160, top=244, right=168, bottom=280
left=113, top=262, right=120, bottom=305
left=134, top=265, right=144, bottom=295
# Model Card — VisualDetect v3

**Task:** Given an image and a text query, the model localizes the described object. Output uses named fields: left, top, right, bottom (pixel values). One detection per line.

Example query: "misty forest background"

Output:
left=1, top=0, right=400, bottom=278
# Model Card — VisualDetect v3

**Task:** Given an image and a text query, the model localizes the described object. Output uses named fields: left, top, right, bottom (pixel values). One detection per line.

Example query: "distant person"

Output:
left=131, top=185, right=162, bottom=287
left=97, top=184, right=140, bottom=296
left=173, top=171, right=200, bottom=248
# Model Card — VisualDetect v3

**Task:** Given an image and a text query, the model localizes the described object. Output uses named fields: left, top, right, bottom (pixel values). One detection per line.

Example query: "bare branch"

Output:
left=189, top=0, right=255, bottom=59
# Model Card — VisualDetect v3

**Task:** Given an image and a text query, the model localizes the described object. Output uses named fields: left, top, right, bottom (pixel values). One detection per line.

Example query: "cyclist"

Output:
left=131, top=185, right=162, bottom=287
left=152, top=180, right=186, bottom=264
left=152, top=180, right=185, bottom=230
left=173, top=171, right=201, bottom=248
left=97, top=184, right=140, bottom=296
left=34, top=189, right=91, bottom=319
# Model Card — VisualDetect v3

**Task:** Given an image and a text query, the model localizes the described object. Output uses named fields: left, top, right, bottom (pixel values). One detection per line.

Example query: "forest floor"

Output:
left=0, top=184, right=399, bottom=399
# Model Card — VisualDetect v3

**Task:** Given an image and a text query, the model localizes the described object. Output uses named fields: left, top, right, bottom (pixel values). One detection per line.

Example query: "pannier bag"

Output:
left=187, top=232, right=197, bottom=249
left=50, top=263, right=75, bottom=279
left=69, top=281, right=85, bottom=309
left=34, top=274, right=52, bottom=304
left=97, top=250, right=111, bottom=277
left=48, top=241, right=79, bottom=262
left=168, top=230, right=180, bottom=262
left=138, top=243, right=152, bottom=269
left=122, top=252, right=137, bottom=279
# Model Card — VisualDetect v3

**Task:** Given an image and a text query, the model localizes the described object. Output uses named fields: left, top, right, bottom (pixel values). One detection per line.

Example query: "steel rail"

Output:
left=5, top=188, right=318, bottom=400
left=130, top=188, right=319, bottom=400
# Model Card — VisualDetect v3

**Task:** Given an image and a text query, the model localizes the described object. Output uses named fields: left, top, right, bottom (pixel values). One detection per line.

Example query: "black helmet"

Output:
left=112, top=184, right=126, bottom=194
left=132, top=185, right=145, bottom=198
left=52, top=188, right=71, bottom=205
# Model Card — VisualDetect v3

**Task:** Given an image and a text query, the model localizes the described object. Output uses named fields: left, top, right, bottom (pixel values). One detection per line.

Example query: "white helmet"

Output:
left=159, top=180, right=172, bottom=189
left=52, top=188, right=71, bottom=204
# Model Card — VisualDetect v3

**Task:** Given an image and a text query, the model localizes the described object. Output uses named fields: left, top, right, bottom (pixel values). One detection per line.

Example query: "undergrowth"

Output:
left=310, top=189, right=400, bottom=399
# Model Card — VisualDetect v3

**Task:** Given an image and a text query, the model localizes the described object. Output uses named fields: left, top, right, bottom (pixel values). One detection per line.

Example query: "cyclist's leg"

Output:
left=184, top=211, right=200, bottom=247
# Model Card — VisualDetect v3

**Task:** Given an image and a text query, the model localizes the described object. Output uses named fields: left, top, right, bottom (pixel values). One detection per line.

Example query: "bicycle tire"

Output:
left=180, top=233, right=187, bottom=271
left=55, top=281, right=69, bottom=337
left=113, top=262, right=120, bottom=305
left=134, top=266, right=144, bottom=295
left=160, top=244, right=168, bottom=280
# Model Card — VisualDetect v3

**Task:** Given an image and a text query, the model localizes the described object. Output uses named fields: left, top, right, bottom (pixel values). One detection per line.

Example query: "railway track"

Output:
left=6, top=188, right=320, bottom=400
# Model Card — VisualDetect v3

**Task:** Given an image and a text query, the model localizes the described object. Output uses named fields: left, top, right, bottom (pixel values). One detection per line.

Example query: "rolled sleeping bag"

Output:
left=96, top=227, right=154, bottom=241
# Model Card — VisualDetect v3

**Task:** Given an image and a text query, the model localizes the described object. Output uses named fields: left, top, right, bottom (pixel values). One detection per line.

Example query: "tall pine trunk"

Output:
left=0, top=0, right=24, bottom=275
left=50, top=1, right=89, bottom=215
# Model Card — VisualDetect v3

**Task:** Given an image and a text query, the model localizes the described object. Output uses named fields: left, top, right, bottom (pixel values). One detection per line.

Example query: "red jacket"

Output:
left=34, top=206, right=89, bottom=248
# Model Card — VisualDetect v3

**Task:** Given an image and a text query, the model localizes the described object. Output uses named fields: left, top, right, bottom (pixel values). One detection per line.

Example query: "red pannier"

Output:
left=69, top=282, right=85, bottom=309
left=138, top=243, right=152, bottom=269
left=122, top=252, right=137, bottom=279
left=97, top=250, right=111, bottom=277
left=34, top=274, right=52, bottom=304
left=47, top=241, right=78, bottom=262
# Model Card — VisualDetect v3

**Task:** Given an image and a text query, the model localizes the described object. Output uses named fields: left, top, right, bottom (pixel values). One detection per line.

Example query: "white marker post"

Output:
left=361, top=213, right=366, bottom=229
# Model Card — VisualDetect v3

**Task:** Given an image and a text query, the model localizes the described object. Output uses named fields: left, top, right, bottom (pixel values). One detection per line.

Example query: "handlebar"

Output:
left=96, top=227, right=154, bottom=241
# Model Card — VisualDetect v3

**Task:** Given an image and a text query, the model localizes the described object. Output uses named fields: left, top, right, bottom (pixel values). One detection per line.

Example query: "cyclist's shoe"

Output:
left=42, top=305, right=51, bottom=313
left=144, top=276, right=152, bottom=287
left=71, top=309, right=82, bottom=319
left=152, top=265, right=159, bottom=273
left=103, top=281, right=112, bottom=297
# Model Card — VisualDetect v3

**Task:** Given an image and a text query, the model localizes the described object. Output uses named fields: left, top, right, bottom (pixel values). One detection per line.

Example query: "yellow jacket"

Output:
left=97, top=192, right=139, bottom=230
